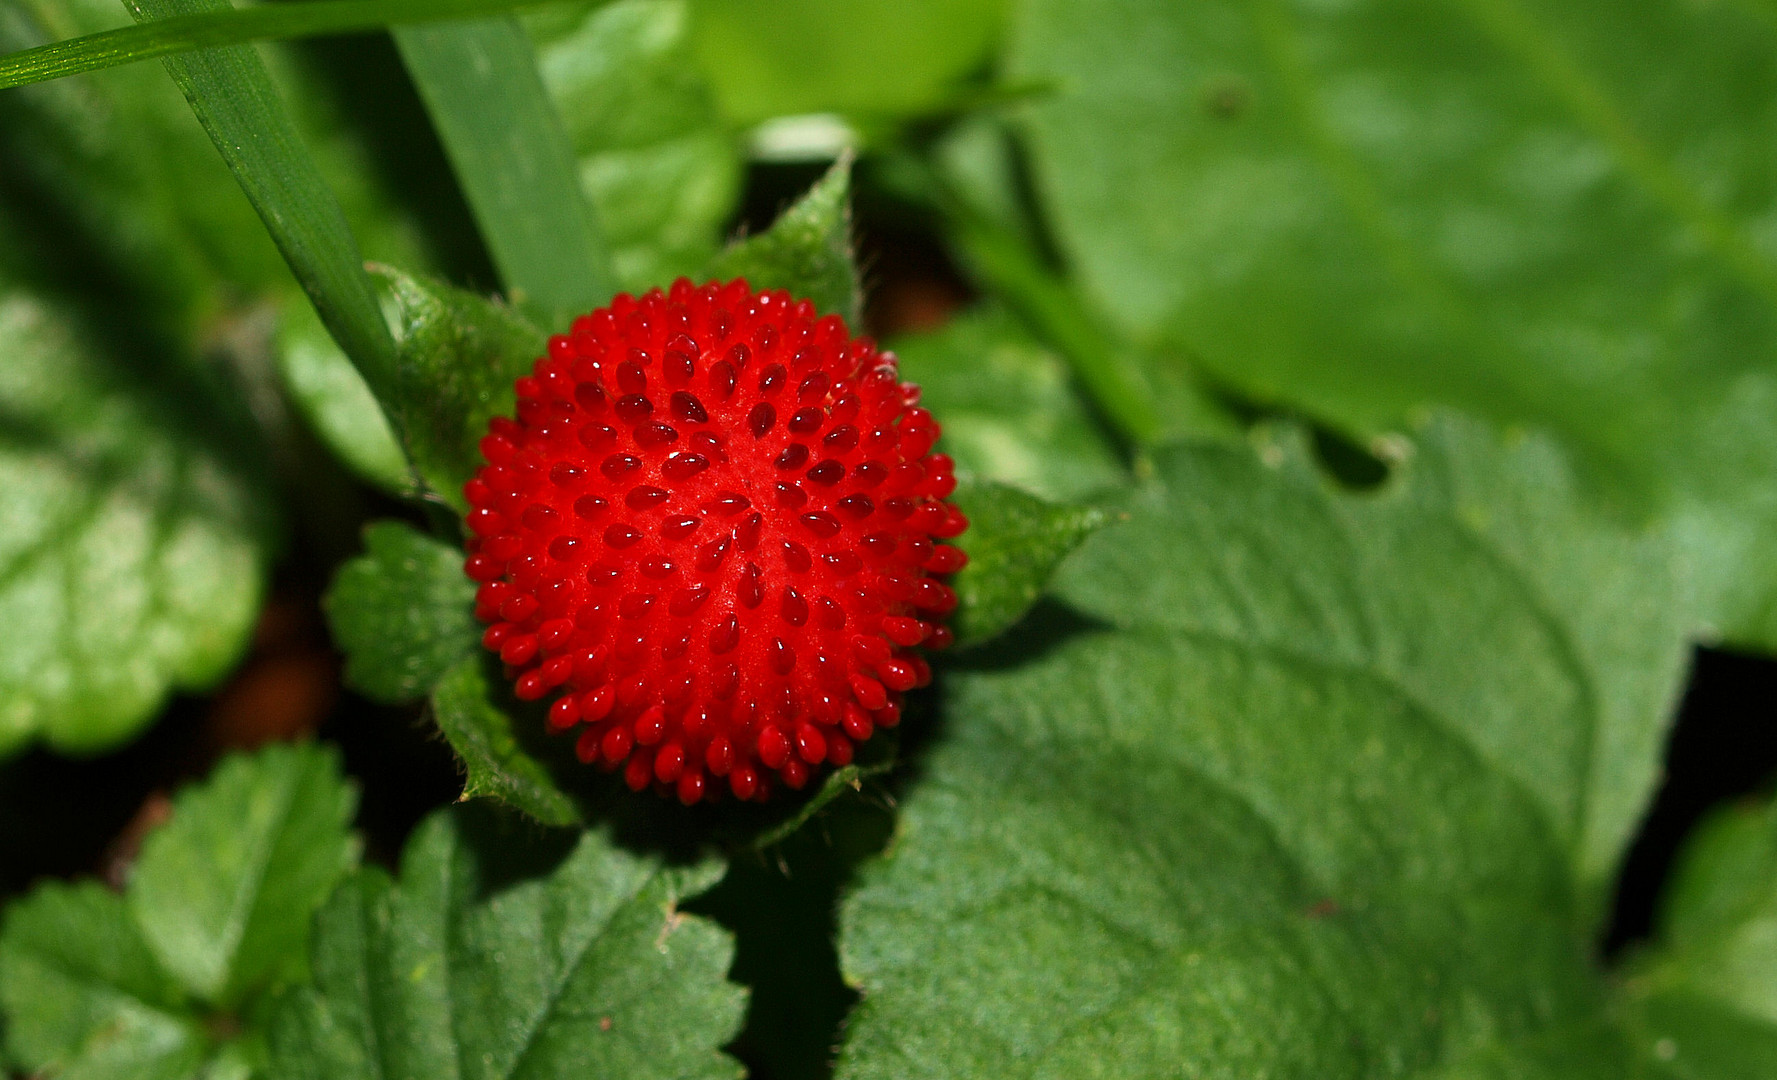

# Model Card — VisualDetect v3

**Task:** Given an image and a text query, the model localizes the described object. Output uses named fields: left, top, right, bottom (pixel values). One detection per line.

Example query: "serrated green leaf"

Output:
left=1005, top=0, right=1777, bottom=649
left=129, top=0, right=398, bottom=401
left=890, top=306, right=1125, bottom=503
left=376, top=265, right=547, bottom=511
left=837, top=414, right=1686, bottom=1078
left=267, top=803, right=746, bottom=1080
left=0, top=286, right=269, bottom=756
left=705, top=156, right=859, bottom=323
left=0, top=742, right=361, bottom=1080
left=946, top=480, right=1104, bottom=648
left=686, top=0, right=1004, bottom=126
left=1620, top=797, right=1777, bottom=1079
left=323, top=520, right=478, bottom=703
left=395, top=16, right=613, bottom=329
left=431, top=656, right=583, bottom=827
left=530, top=0, right=742, bottom=293
left=0, top=881, right=205, bottom=1080
left=129, top=742, right=360, bottom=1007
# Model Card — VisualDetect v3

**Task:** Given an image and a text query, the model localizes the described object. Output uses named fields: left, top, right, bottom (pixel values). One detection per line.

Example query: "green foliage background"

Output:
left=0, top=0, right=1772, bottom=1078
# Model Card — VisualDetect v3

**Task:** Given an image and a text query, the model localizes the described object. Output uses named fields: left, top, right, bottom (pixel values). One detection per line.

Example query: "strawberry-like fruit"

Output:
left=463, top=278, right=967, bottom=804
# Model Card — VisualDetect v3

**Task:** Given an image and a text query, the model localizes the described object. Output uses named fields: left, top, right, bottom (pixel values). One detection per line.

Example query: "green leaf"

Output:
left=129, top=742, right=361, bottom=1007
left=395, top=16, right=614, bottom=329
left=705, top=155, right=859, bottom=324
left=128, top=0, right=399, bottom=402
left=0, top=881, right=206, bottom=1080
left=0, top=743, right=360, bottom=1079
left=685, top=0, right=1005, bottom=126
left=945, top=480, right=1104, bottom=648
left=376, top=265, right=547, bottom=512
left=1004, top=0, right=1777, bottom=649
left=0, top=285, right=269, bottom=756
left=323, top=521, right=479, bottom=704
left=530, top=0, right=743, bottom=293
left=0, top=0, right=566, bottom=89
left=431, top=657, right=582, bottom=827
left=1621, top=797, right=1777, bottom=1079
left=889, top=306, right=1125, bottom=502
left=836, top=414, right=1687, bottom=1077
left=267, top=804, right=746, bottom=1080
left=274, top=301, right=413, bottom=496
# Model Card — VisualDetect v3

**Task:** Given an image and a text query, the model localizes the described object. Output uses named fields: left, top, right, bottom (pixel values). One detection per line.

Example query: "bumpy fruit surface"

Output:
left=463, top=278, right=967, bottom=804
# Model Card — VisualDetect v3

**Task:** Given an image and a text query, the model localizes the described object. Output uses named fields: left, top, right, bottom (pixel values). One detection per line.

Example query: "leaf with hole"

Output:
left=837, top=413, right=1688, bottom=1077
left=1006, top=0, right=1777, bottom=649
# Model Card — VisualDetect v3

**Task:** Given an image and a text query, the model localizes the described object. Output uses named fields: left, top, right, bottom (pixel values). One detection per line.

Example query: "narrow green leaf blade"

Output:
left=0, top=881, right=205, bottom=1080
left=705, top=156, right=860, bottom=324
left=837, top=415, right=1686, bottom=1077
left=376, top=265, right=547, bottom=511
left=0, top=286, right=270, bottom=756
left=431, top=657, right=582, bottom=827
left=1622, top=797, right=1777, bottom=1078
left=267, top=805, right=746, bottom=1080
left=323, top=521, right=479, bottom=704
left=946, top=480, right=1104, bottom=648
left=128, top=0, right=399, bottom=402
left=128, top=743, right=360, bottom=1007
left=0, top=0, right=561, bottom=90
left=395, top=16, right=614, bottom=328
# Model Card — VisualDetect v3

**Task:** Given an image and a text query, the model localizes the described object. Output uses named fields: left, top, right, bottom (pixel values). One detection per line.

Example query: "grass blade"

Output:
left=395, top=17, right=614, bottom=328
left=0, top=0, right=562, bottom=90
left=126, top=0, right=399, bottom=404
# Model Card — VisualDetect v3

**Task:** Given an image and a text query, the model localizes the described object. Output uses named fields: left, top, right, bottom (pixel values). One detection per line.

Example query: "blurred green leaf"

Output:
left=0, top=881, right=205, bottom=1080
left=323, top=520, right=479, bottom=704
left=686, top=0, right=1005, bottom=126
left=0, top=743, right=359, bottom=1078
left=376, top=265, right=547, bottom=511
left=128, top=0, right=399, bottom=401
left=1622, top=796, right=1777, bottom=1078
left=890, top=306, right=1125, bottom=502
left=946, top=480, right=1104, bottom=648
left=0, top=0, right=563, bottom=89
left=705, top=156, right=859, bottom=323
left=0, top=285, right=269, bottom=756
left=530, top=0, right=742, bottom=292
left=0, top=0, right=286, bottom=337
left=267, top=804, right=745, bottom=1080
left=396, top=16, right=613, bottom=329
left=837, top=414, right=1687, bottom=1077
left=431, top=657, right=582, bottom=827
left=275, top=302, right=413, bottom=495
left=1006, top=0, right=1777, bottom=649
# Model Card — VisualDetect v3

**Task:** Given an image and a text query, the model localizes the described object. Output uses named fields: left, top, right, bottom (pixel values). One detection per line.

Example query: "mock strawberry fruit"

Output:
left=462, top=278, right=967, bottom=804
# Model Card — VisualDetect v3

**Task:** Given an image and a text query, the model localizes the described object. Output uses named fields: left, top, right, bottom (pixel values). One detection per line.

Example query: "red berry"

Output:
left=463, top=278, right=967, bottom=803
